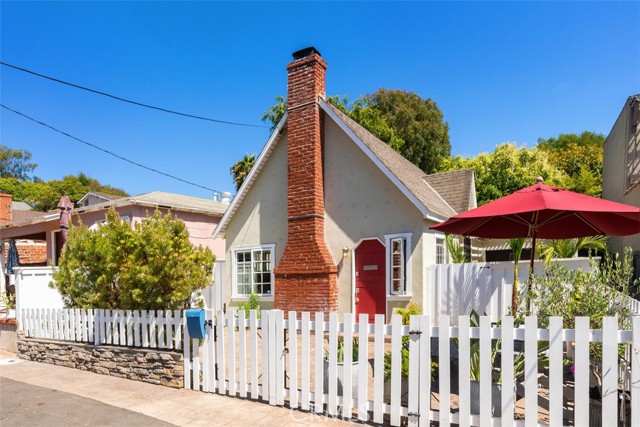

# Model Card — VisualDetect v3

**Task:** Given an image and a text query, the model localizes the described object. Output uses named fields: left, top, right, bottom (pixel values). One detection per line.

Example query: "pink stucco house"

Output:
left=0, top=191, right=228, bottom=267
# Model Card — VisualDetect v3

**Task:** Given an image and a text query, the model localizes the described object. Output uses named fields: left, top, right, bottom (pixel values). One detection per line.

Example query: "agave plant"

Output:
left=538, top=236, right=608, bottom=266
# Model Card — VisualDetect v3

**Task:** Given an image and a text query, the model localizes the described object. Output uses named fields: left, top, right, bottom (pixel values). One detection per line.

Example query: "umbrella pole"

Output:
left=526, top=232, right=538, bottom=314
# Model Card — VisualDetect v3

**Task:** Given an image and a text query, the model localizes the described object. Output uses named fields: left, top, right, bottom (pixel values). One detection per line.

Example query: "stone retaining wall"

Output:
left=17, top=336, right=183, bottom=388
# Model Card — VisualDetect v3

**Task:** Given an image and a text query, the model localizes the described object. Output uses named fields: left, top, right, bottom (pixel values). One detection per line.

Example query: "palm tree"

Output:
left=507, top=238, right=526, bottom=314
left=538, top=236, right=608, bottom=266
left=445, top=234, right=468, bottom=263
left=230, top=154, right=256, bottom=191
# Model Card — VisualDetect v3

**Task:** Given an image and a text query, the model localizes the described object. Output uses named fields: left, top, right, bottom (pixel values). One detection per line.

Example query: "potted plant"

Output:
left=1, top=292, right=16, bottom=318
left=465, top=310, right=549, bottom=416
left=323, top=336, right=359, bottom=396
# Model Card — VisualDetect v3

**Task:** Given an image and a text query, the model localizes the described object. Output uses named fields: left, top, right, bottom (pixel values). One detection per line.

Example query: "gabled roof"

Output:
left=213, top=98, right=475, bottom=238
left=74, top=191, right=228, bottom=216
left=11, top=210, right=48, bottom=222
left=11, top=201, right=33, bottom=211
left=424, top=169, right=476, bottom=214
left=323, top=102, right=457, bottom=219
left=77, top=192, right=123, bottom=206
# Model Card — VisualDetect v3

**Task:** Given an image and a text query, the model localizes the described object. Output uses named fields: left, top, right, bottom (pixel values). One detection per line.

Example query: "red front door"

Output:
left=355, top=239, right=386, bottom=322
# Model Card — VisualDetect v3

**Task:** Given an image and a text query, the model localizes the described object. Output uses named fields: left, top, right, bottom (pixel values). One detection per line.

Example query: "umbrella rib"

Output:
left=571, top=212, right=605, bottom=235
left=537, top=210, right=604, bottom=236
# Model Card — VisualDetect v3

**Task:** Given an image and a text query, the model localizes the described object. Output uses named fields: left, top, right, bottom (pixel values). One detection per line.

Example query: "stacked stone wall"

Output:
left=17, top=336, right=183, bottom=388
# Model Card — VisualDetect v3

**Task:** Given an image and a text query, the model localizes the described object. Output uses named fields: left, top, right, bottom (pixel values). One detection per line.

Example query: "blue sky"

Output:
left=1, top=1, right=638, bottom=200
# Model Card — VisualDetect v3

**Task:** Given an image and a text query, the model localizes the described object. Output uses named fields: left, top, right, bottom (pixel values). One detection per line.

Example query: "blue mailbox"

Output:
left=185, top=309, right=206, bottom=339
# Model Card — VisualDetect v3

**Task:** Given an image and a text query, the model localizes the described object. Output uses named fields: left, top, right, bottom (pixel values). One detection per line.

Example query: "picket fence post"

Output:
left=93, top=309, right=101, bottom=345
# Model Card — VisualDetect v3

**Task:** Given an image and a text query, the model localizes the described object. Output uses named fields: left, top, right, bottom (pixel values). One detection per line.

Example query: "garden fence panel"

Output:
left=21, top=308, right=182, bottom=350
left=425, top=258, right=593, bottom=326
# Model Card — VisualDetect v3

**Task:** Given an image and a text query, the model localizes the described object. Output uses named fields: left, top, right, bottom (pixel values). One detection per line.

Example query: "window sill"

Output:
left=387, top=295, right=412, bottom=301
left=231, top=295, right=274, bottom=302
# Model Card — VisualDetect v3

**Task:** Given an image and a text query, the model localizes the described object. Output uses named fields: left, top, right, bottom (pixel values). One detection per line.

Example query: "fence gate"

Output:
left=182, top=309, right=437, bottom=426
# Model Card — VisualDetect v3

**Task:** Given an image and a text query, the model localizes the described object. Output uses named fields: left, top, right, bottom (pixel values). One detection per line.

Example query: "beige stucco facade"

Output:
left=223, top=118, right=448, bottom=317
left=223, top=132, right=289, bottom=311
left=602, top=95, right=640, bottom=260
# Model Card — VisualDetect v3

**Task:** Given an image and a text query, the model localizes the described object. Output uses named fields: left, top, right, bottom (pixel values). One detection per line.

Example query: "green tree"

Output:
left=261, top=89, right=450, bottom=173
left=52, top=209, right=215, bottom=310
left=0, top=145, right=37, bottom=181
left=230, top=154, right=256, bottom=191
left=537, top=131, right=605, bottom=197
left=356, top=89, right=450, bottom=174
left=439, top=143, right=568, bottom=205
left=261, top=96, right=288, bottom=131
left=0, top=173, right=127, bottom=211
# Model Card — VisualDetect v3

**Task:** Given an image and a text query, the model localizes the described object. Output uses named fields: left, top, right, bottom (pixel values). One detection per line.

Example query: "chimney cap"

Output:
left=292, top=47, right=321, bottom=60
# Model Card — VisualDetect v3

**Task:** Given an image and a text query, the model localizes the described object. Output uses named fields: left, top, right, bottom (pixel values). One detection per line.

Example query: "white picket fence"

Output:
left=183, top=309, right=640, bottom=427
left=425, top=258, right=593, bottom=325
left=21, top=308, right=183, bottom=349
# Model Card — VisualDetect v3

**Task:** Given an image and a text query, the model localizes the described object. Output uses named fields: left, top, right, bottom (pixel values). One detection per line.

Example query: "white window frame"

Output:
left=435, top=237, right=446, bottom=264
left=231, top=244, right=275, bottom=298
left=384, top=233, right=412, bottom=297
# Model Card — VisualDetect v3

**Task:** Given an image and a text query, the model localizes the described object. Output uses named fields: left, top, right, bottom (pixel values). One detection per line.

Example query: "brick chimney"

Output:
left=0, top=193, right=12, bottom=224
left=273, top=47, right=338, bottom=313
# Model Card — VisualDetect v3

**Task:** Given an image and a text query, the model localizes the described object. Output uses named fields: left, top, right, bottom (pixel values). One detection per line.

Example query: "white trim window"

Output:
left=436, top=238, right=445, bottom=264
left=233, top=244, right=275, bottom=297
left=385, top=233, right=412, bottom=296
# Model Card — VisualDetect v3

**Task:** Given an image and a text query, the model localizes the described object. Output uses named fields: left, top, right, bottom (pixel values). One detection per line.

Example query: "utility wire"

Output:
left=1, top=104, right=220, bottom=193
left=1, top=61, right=268, bottom=128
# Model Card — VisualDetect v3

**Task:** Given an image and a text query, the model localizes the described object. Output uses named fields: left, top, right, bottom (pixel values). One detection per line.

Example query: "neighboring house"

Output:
left=213, top=48, right=476, bottom=319
left=76, top=192, right=122, bottom=207
left=602, top=94, right=640, bottom=276
left=0, top=195, right=49, bottom=265
left=0, top=191, right=229, bottom=267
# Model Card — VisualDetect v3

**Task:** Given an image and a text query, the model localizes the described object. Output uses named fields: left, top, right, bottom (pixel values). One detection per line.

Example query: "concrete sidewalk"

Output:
left=0, top=352, right=358, bottom=427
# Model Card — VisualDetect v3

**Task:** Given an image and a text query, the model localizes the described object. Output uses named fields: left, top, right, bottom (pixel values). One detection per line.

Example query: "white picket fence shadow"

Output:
left=183, top=310, right=640, bottom=427
left=21, top=308, right=183, bottom=349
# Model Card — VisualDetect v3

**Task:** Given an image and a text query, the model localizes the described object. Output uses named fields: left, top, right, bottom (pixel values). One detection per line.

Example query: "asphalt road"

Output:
left=0, top=377, right=177, bottom=427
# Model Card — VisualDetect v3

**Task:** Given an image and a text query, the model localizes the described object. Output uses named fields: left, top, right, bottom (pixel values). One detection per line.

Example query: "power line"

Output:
left=1, top=103, right=221, bottom=194
left=0, top=61, right=268, bottom=129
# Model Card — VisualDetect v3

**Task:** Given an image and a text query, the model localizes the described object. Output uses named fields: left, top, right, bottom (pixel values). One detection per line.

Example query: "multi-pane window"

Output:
left=436, top=238, right=445, bottom=264
left=390, top=238, right=405, bottom=294
left=235, top=246, right=273, bottom=296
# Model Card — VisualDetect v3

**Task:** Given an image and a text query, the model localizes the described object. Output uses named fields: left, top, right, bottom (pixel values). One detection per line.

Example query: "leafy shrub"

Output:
left=52, top=209, right=215, bottom=310
left=237, top=292, right=261, bottom=319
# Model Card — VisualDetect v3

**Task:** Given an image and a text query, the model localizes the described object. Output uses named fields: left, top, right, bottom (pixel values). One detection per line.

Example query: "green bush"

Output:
left=52, top=209, right=215, bottom=310
left=237, top=292, right=261, bottom=319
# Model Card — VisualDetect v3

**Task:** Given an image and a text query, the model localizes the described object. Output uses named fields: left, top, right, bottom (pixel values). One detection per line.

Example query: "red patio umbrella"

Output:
left=431, top=180, right=640, bottom=311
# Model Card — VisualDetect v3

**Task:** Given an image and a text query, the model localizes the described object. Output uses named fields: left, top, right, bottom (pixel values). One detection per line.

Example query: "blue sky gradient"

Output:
left=1, top=1, right=638, bottom=199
